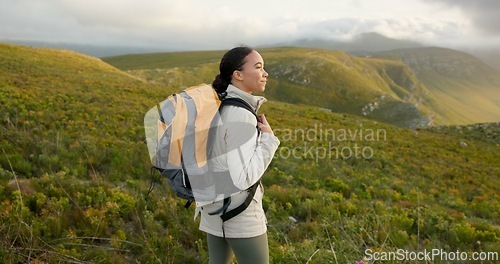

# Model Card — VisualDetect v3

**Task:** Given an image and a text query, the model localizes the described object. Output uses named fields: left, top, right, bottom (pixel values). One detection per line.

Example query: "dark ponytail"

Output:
left=212, top=46, right=254, bottom=94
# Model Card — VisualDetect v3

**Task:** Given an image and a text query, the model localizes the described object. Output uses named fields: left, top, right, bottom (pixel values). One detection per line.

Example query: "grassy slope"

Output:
left=1, top=43, right=499, bottom=263
left=0, top=42, right=168, bottom=179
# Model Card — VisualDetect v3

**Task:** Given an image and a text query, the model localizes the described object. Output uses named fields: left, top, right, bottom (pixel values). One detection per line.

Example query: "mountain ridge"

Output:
left=5, top=32, right=500, bottom=72
left=103, top=46, right=500, bottom=128
left=264, top=32, right=423, bottom=54
left=373, top=46, right=499, bottom=78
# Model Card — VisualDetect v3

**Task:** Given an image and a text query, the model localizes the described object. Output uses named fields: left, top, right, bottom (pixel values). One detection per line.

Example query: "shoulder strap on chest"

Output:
left=219, top=98, right=258, bottom=121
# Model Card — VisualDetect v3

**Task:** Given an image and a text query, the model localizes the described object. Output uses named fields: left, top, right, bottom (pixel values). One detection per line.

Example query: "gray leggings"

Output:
left=207, top=233, right=269, bottom=264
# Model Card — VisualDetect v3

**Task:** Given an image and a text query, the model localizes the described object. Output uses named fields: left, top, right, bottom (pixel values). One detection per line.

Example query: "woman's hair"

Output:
left=212, top=46, right=254, bottom=94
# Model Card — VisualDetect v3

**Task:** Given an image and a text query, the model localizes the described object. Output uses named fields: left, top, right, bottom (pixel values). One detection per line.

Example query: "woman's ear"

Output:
left=233, top=70, right=243, bottom=81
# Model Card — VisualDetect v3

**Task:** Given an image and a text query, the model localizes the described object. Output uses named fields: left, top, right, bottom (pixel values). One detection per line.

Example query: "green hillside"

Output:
left=1, top=43, right=499, bottom=263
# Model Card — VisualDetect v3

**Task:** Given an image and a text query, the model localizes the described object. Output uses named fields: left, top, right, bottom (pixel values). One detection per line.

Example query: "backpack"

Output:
left=144, top=84, right=260, bottom=221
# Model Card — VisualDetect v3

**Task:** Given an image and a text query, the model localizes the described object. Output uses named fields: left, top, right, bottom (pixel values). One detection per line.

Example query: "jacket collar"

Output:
left=226, top=84, right=267, bottom=112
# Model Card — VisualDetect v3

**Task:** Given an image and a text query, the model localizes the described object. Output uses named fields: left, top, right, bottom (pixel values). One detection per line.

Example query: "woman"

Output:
left=199, top=46, right=280, bottom=264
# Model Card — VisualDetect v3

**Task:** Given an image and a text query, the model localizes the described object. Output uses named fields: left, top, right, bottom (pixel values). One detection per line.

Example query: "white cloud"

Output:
left=0, top=0, right=496, bottom=50
left=420, top=0, right=500, bottom=35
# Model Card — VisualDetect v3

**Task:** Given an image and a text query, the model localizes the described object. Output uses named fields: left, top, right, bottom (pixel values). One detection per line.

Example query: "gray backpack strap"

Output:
left=207, top=98, right=261, bottom=226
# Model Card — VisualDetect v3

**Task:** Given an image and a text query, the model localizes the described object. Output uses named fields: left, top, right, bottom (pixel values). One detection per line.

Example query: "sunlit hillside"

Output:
left=1, top=42, right=499, bottom=263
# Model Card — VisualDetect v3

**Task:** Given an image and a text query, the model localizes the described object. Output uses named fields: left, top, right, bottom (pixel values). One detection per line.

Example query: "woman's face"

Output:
left=234, top=50, right=268, bottom=94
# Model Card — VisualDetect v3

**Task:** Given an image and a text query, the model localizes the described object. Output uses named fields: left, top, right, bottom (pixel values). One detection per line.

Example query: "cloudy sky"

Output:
left=0, top=0, right=499, bottom=51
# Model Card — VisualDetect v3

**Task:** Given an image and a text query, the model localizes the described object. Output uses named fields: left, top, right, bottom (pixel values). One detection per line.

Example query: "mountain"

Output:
left=1, top=42, right=498, bottom=262
left=373, top=47, right=500, bottom=125
left=261, top=48, right=434, bottom=128
left=104, top=46, right=500, bottom=128
left=105, top=47, right=434, bottom=128
left=6, top=32, right=500, bottom=73
left=468, top=48, right=500, bottom=72
left=264, top=32, right=423, bottom=54
left=265, top=32, right=500, bottom=72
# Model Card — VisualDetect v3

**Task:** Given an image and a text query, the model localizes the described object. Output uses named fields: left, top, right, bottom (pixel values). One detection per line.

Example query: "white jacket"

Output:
left=197, top=84, right=280, bottom=238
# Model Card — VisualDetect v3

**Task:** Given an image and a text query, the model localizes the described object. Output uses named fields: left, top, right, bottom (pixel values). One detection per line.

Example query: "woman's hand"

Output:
left=257, top=114, right=274, bottom=135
